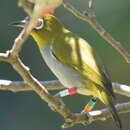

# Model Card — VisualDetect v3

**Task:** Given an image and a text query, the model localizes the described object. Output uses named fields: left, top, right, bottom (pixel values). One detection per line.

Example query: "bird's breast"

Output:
left=40, top=45, right=84, bottom=88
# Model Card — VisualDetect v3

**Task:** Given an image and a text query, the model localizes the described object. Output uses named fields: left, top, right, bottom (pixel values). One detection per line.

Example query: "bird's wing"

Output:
left=52, top=31, right=114, bottom=97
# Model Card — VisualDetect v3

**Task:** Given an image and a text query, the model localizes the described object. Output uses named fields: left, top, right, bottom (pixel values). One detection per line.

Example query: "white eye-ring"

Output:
left=35, top=18, right=44, bottom=30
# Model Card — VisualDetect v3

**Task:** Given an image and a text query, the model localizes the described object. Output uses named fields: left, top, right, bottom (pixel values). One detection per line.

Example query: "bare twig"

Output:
left=63, top=2, right=130, bottom=63
left=0, top=52, right=10, bottom=62
left=0, top=0, right=130, bottom=128
left=11, top=29, right=29, bottom=56
left=63, top=102, right=130, bottom=128
left=0, top=36, right=75, bottom=126
left=0, top=80, right=63, bottom=92
left=0, top=80, right=130, bottom=97
left=0, top=1, right=75, bottom=125
left=18, top=0, right=33, bottom=16
left=1, top=79, right=130, bottom=128
left=112, top=82, right=130, bottom=97
left=88, top=0, right=94, bottom=9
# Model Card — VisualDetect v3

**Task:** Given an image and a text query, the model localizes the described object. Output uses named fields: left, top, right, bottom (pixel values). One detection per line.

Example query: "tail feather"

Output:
left=108, top=100, right=122, bottom=129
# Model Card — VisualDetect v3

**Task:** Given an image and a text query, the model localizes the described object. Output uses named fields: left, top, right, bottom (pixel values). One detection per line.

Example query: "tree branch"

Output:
left=0, top=79, right=130, bottom=128
left=0, top=35, right=75, bottom=127
left=0, top=80, right=130, bottom=97
left=0, top=0, right=130, bottom=128
left=0, top=52, right=10, bottom=62
left=63, top=102, right=130, bottom=128
left=0, top=80, right=63, bottom=92
left=0, top=1, right=75, bottom=125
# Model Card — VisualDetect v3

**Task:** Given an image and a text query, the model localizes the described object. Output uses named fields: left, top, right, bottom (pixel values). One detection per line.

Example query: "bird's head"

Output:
left=10, top=15, right=63, bottom=48
left=10, top=15, right=62, bottom=32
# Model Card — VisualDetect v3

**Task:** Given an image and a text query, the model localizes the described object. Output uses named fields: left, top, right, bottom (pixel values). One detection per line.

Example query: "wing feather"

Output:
left=52, top=30, right=115, bottom=97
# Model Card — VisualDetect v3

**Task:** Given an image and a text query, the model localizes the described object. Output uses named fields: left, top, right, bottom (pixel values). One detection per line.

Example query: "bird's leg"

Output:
left=81, top=97, right=97, bottom=125
left=55, top=87, right=77, bottom=98
left=49, top=88, right=77, bottom=112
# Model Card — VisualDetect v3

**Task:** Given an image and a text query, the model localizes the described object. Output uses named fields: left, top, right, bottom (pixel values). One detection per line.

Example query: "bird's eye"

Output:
left=35, top=19, right=44, bottom=30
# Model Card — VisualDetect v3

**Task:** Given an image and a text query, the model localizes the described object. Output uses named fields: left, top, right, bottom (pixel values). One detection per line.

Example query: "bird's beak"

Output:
left=9, top=17, right=30, bottom=28
left=9, top=20, right=26, bottom=28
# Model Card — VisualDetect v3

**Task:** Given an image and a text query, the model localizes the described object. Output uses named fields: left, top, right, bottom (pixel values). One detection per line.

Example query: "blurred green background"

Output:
left=0, top=0, right=130, bottom=130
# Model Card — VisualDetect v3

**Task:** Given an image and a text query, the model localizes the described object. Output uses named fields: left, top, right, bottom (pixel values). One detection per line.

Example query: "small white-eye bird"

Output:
left=10, top=15, right=122, bottom=128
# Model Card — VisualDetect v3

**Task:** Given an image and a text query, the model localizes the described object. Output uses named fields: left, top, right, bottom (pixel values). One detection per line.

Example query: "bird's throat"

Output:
left=31, top=31, right=54, bottom=50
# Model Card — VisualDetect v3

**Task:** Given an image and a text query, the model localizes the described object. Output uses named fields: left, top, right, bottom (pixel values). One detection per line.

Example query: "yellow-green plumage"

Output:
left=31, top=15, right=113, bottom=103
left=12, top=15, right=121, bottom=128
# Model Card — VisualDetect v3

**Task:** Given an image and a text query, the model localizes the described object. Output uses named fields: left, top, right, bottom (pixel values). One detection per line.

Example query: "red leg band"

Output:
left=68, top=88, right=77, bottom=95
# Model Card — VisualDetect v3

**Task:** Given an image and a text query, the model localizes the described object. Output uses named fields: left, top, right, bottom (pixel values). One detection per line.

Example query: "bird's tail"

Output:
left=108, top=100, right=122, bottom=129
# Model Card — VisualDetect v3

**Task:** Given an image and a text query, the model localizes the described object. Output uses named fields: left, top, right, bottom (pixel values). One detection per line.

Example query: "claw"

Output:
left=54, top=94, right=65, bottom=107
left=48, top=94, right=61, bottom=112
left=81, top=110, right=93, bottom=125
left=48, top=103, right=57, bottom=112
left=48, top=94, right=65, bottom=112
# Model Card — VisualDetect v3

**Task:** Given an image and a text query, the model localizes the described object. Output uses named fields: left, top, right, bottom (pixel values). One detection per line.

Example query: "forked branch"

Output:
left=0, top=0, right=130, bottom=128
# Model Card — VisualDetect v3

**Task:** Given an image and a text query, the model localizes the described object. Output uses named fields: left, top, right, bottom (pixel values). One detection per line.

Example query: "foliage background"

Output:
left=0, top=0, right=130, bottom=130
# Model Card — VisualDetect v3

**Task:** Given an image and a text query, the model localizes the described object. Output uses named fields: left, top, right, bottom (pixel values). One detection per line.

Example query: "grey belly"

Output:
left=40, top=45, right=84, bottom=89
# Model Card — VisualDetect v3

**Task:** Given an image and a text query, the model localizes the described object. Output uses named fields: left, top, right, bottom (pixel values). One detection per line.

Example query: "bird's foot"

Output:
left=48, top=94, right=64, bottom=112
left=80, top=97, right=97, bottom=125
left=80, top=110, right=93, bottom=125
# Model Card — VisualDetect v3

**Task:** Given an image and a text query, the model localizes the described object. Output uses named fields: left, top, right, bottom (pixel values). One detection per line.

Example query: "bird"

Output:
left=10, top=15, right=122, bottom=128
